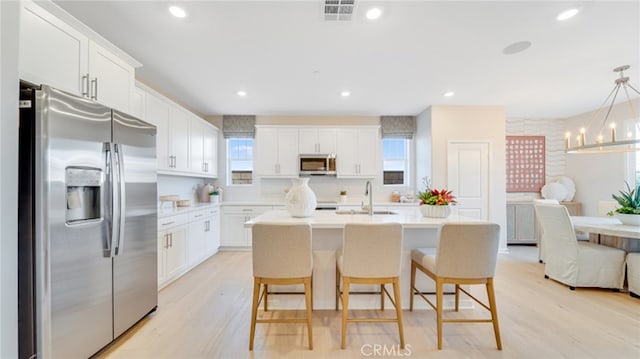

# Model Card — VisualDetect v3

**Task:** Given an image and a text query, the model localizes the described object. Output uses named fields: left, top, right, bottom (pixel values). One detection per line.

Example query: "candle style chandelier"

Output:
left=565, top=65, right=640, bottom=154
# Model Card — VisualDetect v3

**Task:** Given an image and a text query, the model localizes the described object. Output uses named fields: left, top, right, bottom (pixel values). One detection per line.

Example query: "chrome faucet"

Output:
left=362, top=180, right=373, bottom=215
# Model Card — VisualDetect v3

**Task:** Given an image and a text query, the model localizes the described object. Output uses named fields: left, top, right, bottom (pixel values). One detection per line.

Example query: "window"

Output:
left=227, top=138, right=253, bottom=185
left=383, top=138, right=409, bottom=185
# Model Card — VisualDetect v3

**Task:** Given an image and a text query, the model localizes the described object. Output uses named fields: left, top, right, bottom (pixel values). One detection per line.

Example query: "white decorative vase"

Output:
left=285, top=178, right=317, bottom=218
left=614, top=213, right=640, bottom=226
left=209, top=195, right=219, bottom=203
left=420, top=205, right=451, bottom=218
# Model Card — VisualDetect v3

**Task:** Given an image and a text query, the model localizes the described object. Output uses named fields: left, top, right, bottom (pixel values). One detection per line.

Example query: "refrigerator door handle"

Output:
left=114, top=143, right=126, bottom=255
left=104, top=142, right=116, bottom=258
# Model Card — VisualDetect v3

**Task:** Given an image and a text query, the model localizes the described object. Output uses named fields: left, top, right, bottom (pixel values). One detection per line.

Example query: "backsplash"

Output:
left=506, top=117, right=567, bottom=201
left=223, top=176, right=415, bottom=204
left=157, top=175, right=207, bottom=207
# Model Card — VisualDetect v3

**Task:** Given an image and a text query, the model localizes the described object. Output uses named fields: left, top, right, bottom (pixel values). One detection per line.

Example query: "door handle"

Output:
left=82, top=74, right=90, bottom=97
left=114, top=143, right=126, bottom=255
left=169, top=232, right=173, bottom=248
left=103, top=142, right=114, bottom=257
left=90, top=78, right=98, bottom=100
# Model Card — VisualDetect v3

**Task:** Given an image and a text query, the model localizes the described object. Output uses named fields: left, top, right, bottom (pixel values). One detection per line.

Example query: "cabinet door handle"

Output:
left=90, top=78, right=98, bottom=100
left=82, top=74, right=90, bottom=97
left=161, top=221, right=175, bottom=226
left=194, top=214, right=203, bottom=218
left=169, top=233, right=173, bottom=248
left=164, top=234, right=169, bottom=249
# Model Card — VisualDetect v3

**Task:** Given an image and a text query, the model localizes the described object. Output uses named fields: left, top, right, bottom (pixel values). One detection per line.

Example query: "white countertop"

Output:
left=244, top=208, right=484, bottom=229
left=158, top=202, right=221, bottom=218
left=572, top=216, right=640, bottom=239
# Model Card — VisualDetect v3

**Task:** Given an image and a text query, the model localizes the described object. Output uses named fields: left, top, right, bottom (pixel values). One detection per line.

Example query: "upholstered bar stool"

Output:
left=335, top=223, right=404, bottom=350
left=249, top=223, right=313, bottom=350
left=410, top=222, right=502, bottom=350
left=627, top=253, right=640, bottom=298
left=535, top=204, right=626, bottom=290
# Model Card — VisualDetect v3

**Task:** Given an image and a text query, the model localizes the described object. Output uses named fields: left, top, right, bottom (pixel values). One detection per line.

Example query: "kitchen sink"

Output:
left=335, top=209, right=398, bottom=215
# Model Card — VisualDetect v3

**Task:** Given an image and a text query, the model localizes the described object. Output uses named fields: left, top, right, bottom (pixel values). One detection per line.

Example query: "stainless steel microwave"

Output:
left=299, top=154, right=336, bottom=176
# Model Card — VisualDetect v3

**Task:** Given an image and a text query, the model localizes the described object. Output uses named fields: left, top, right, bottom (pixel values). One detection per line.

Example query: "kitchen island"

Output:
left=245, top=209, right=487, bottom=310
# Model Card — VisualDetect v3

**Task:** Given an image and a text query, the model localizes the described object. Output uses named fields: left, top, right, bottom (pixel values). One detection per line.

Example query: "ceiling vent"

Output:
left=324, top=0, right=356, bottom=21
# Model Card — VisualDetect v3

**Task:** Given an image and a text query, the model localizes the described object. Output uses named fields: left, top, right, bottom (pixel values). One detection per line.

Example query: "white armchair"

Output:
left=534, top=204, right=626, bottom=290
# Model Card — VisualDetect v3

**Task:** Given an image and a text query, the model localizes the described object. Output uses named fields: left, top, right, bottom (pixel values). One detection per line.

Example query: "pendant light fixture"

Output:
left=565, top=65, right=640, bottom=154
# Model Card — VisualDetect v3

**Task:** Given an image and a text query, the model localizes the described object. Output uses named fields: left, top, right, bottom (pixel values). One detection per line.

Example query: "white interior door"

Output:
left=447, top=141, right=490, bottom=220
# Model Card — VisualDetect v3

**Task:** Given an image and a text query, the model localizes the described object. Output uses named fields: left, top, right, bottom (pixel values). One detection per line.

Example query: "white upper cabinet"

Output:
left=190, top=116, right=205, bottom=173
left=144, top=92, right=171, bottom=171
left=336, top=127, right=380, bottom=178
left=138, top=83, right=219, bottom=177
left=19, top=2, right=88, bottom=96
left=19, top=1, right=136, bottom=113
left=87, top=42, right=134, bottom=112
left=169, top=108, right=191, bottom=173
left=131, top=86, right=146, bottom=120
left=203, top=125, right=219, bottom=178
left=189, top=116, right=218, bottom=178
left=298, top=128, right=337, bottom=154
left=255, top=127, right=299, bottom=177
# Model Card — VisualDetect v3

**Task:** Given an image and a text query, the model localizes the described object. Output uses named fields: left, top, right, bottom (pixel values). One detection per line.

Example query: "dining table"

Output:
left=571, top=216, right=640, bottom=252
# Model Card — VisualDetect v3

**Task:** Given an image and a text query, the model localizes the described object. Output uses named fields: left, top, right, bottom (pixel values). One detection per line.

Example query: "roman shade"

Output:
left=222, top=115, right=256, bottom=138
left=381, top=116, right=415, bottom=139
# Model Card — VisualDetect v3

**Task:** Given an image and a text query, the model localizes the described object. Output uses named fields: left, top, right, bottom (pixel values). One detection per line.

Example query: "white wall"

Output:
left=414, top=107, right=432, bottom=187
left=157, top=175, right=207, bottom=208
left=1, top=1, right=20, bottom=357
left=564, top=99, right=640, bottom=216
left=429, top=105, right=508, bottom=252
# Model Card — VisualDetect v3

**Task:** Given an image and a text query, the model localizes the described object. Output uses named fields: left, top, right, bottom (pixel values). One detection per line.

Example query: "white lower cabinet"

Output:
left=158, top=214, right=188, bottom=289
left=158, top=206, right=221, bottom=290
left=221, top=205, right=274, bottom=247
left=187, top=208, right=221, bottom=265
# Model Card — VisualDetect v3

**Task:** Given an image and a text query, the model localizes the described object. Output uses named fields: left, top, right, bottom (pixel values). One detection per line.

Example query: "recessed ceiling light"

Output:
left=443, top=91, right=455, bottom=97
left=340, top=91, right=351, bottom=97
left=557, top=7, right=580, bottom=21
left=169, top=5, right=187, bottom=18
left=366, top=7, right=382, bottom=20
left=503, top=41, right=532, bottom=55
left=237, top=91, right=247, bottom=97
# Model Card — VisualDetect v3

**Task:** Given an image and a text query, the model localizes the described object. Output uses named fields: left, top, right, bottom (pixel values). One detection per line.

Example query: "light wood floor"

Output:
left=97, top=246, right=640, bottom=358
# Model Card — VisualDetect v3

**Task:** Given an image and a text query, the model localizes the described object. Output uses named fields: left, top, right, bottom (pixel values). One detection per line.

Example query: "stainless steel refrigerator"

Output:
left=18, top=84, right=158, bottom=358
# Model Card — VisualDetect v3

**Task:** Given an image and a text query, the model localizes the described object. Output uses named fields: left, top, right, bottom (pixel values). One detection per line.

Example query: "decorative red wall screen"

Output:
left=506, top=136, right=545, bottom=192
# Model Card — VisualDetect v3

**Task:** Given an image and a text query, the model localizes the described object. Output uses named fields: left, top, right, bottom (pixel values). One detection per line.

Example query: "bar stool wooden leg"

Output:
left=304, top=277, right=313, bottom=350
left=410, top=261, right=416, bottom=311
left=392, top=278, right=405, bottom=349
left=249, top=278, right=261, bottom=350
left=486, top=278, right=502, bottom=350
left=381, top=284, right=385, bottom=310
left=335, top=265, right=340, bottom=310
left=263, top=284, right=268, bottom=311
left=436, top=278, right=444, bottom=350
left=341, top=277, right=350, bottom=349
left=455, top=284, right=460, bottom=312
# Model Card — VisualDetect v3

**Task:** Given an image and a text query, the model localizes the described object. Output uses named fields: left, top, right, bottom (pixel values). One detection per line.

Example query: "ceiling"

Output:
left=54, top=1, right=640, bottom=119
